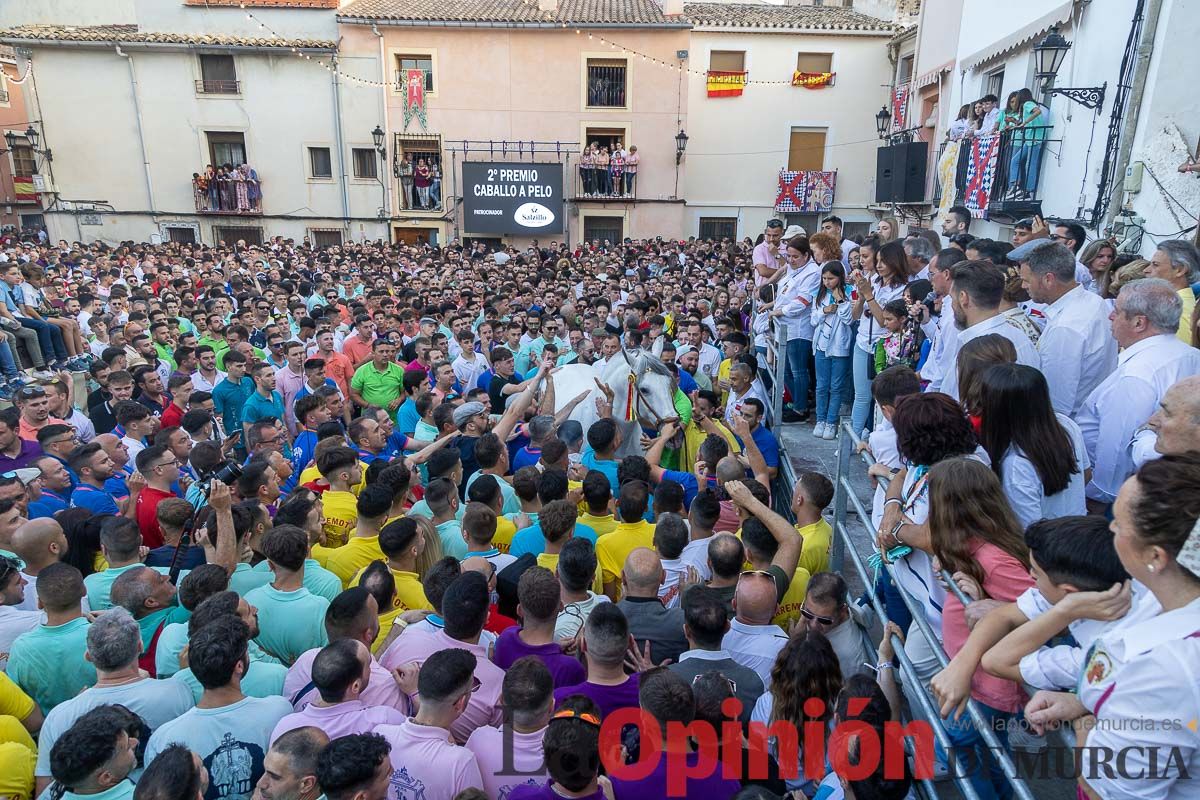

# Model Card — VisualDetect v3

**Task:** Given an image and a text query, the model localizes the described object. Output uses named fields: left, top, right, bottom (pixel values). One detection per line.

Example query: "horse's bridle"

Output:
left=618, top=347, right=675, bottom=429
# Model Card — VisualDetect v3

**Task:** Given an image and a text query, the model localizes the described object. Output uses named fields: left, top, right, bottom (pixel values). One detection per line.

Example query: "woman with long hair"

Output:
left=956, top=333, right=1017, bottom=427
left=977, top=363, right=1086, bottom=528
left=876, top=217, right=900, bottom=244
left=1079, top=239, right=1117, bottom=297
left=58, top=509, right=107, bottom=578
left=750, top=629, right=844, bottom=793
left=922, top=457, right=1034, bottom=800
left=948, top=103, right=972, bottom=141
left=1024, top=454, right=1200, bottom=799
left=849, top=239, right=910, bottom=433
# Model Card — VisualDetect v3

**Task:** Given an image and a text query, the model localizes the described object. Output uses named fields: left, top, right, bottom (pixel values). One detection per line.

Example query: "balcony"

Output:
left=934, top=127, right=1059, bottom=221
left=195, top=79, right=240, bottom=95
left=573, top=160, right=639, bottom=201
left=193, top=173, right=262, bottom=215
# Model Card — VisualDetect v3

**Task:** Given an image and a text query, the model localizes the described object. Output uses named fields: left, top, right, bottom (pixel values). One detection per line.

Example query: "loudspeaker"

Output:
left=875, top=143, right=928, bottom=204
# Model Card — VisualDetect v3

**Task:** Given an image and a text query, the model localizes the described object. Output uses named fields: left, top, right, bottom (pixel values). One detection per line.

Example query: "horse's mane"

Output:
left=626, top=348, right=675, bottom=380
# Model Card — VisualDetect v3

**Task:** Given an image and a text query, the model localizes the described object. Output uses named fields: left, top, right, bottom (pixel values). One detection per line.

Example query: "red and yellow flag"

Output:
left=12, top=176, right=36, bottom=204
left=792, top=71, right=835, bottom=88
left=706, top=70, right=747, bottom=98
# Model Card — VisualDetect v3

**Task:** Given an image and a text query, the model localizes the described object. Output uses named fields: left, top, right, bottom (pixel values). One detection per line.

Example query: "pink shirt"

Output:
left=285, top=646, right=407, bottom=712
left=465, top=724, right=548, bottom=799
left=376, top=719, right=485, bottom=800
left=274, top=365, right=307, bottom=433
left=269, top=698, right=406, bottom=744
left=752, top=241, right=785, bottom=287
left=941, top=540, right=1035, bottom=713
left=379, top=628, right=504, bottom=742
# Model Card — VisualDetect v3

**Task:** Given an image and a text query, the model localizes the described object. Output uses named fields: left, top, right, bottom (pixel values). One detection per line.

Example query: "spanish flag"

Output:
left=793, top=71, right=835, bottom=89
left=12, top=176, right=36, bottom=204
left=707, top=70, right=747, bottom=98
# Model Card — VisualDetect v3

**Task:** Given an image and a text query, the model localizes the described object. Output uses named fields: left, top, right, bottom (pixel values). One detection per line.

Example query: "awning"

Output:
left=915, top=59, right=953, bottom=89
left=960, top=1, right=1077, bottom=72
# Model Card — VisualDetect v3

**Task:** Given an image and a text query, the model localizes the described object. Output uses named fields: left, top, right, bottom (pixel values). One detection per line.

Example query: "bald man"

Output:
left=109, top=565, right=187, bottom=674
left=721, top=569, right=788, bottom=687
left=617, top=548, right=688, bottom=666
left=10, top=518, right=73, bottom=612
left=1133, top=376, right=1200, bottom=468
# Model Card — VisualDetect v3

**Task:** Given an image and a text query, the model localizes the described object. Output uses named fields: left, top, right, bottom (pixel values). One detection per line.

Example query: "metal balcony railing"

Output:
left=193, top=174, right=262, bottom=214
left=195, top=79, right=240, bottom=94
left=935, top=127, right=1059, bottom=216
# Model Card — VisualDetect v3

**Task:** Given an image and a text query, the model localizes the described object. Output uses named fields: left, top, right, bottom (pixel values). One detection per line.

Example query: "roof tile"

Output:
left=683, top=2, right=896, bottom=32
left=0, top=24, right=335, bottom=49
left=337, top=0, right=686, bottom=26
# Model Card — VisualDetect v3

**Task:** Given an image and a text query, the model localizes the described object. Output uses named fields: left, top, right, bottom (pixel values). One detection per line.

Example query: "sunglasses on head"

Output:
left=738, top=569, right=777, bottom=587
left=16, top=386, right=46, bottom=400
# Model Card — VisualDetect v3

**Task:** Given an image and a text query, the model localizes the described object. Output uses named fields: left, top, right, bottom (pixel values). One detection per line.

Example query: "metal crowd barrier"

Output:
left=829, top=422, right=1039, bottom=800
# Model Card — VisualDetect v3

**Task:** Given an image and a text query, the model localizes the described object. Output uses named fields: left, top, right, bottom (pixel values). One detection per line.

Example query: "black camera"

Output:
left=197, top=460, right=244, bottom=496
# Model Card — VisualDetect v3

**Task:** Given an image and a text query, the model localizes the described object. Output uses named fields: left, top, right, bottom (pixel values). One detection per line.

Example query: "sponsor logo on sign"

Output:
left=514, top=202, right=555, bottom=228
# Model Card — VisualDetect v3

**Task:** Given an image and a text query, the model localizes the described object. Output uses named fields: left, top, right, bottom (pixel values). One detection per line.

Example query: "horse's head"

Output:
left=603, top=347, right=678, bottom=429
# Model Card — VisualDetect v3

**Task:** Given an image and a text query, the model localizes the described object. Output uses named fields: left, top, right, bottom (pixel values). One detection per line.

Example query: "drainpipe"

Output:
left=1103, top=0, right=1164, bottom=233
left=116, top=45, right=157, bottom=217
left=331, top=54, right=351, bottom=238
left=372, top=23, right=392, bottom=240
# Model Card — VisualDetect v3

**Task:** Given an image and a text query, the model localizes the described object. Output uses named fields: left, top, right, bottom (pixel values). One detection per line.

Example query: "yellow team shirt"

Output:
left=595, top=519, right=656, bottom=592
left=771, top=566, right=813, bottom=630
left=0, top=671, right=38, bottom=799
left=321, top=490, right=359, bottom=549
left=797, top=519, right=832, bottom=577
left=299, top=462, right=369, bottom=493
left=683, top=418, right=741, bottom=476
left=371, top=604, right=405, bottom=653
left=717, top=358, right=733, bottom=406
left=493, top=514, right=517, bottom=554
left=537, top=552, right=604, bottom=594
left=351, top=565, right=431, bottom=615
left=579, top=512, right=617, bottom=537
left=323, top=535, right=386, bottom=587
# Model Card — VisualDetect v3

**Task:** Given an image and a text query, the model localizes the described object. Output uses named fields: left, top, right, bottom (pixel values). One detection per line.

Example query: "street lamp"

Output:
left=23, top=126, right=39, bottom=151
left=875, top=106, right=892, bottom=138
left=674, top=129, right=689, bottom=165
left=1032, top=26, right=1106, bottom=110
left=371, top=125, right=385, bottom=152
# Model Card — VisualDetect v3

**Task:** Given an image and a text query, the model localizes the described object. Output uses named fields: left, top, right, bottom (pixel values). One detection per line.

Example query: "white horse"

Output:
left=551, top=349, right=678, bottom=458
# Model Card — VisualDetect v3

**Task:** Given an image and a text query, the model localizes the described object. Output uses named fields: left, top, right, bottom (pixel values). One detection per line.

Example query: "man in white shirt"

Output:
left=917, top=248, right=967, bottom=392
left=979, top=94, right=1001, bottom=133
left=1076, top=278, right=1200, bottom=510
left=1014, top=240, right=1117, bottom=416
left=944, top=260, right=1040, bottom=401
left=1050, top=220, right=1096, bottom=292
left=723, top=362, right=768, bottom=428
left=721, top=569, right=788, bottom=687
left=0, top=554, right=39, bottom=671
left=820, top=216, right=858, bottom=269
left=1132, top=375, right=1200, bottom=467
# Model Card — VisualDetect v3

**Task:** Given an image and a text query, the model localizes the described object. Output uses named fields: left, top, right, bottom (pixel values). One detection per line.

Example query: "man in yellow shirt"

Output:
left=726, top=480, right=805, bottom=629
left=578, top=471, right=617, bottom=537
left=535, top=500, right=603, bottom=595
left=323, top=484, right=390, bottom=587
left=351, top=516, right=431, bottom=619
left=595, top=482, right=656, bottom=600
left=466, top=474, right=522, bottom=553
left=683, top=391, right=741, bottom=473
left=715, top=332, right=750, bottom=407
left=0, top=670, right=39, bottom=800
left=792, top=471, right=834, bottom=577
left=316, top=446, right=363, bottom=548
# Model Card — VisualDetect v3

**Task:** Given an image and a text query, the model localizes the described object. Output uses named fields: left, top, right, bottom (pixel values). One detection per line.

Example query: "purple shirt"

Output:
left=493, top=627, right=586, bottom=688
left=269, top=698, right=406, bottom=744
left=511, top=784, right=608, bottom=800
left=465, top=724, right=548, bottom=800
left=553, top=675, right=640, bottom=720
left=376, top=719, right=485, bottom=800
left=0, top=439, right=43, bottom=473
left=610, top=751, right=741, bottom=800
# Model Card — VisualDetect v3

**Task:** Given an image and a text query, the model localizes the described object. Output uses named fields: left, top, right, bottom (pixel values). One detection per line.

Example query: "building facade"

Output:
left=0, top=0, right=389, bottom=246
left=682, top=3, right=897, bottom=241
left=0, top=46, right=43, bottom=233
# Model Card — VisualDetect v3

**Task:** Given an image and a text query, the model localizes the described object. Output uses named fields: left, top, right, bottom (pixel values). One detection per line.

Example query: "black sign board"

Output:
left=461, top=161, right=564, bottom=235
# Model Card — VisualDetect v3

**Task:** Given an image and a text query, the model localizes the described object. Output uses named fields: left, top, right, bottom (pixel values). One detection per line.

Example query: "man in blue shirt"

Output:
left=212, top=350, right=255, bottom=441
left=394, top=370, right=428, bottom=437
left=737, top=398, right=780, bottom=481
left=69, top=441, right=139, bottom=516
left=289, top=395, right=327, bottom=482
left=241, top=362, right=286, bottom=439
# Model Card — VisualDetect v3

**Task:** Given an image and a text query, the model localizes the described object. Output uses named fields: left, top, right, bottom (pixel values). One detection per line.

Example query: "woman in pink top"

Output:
left=924, top=457, right=1033, bottom=800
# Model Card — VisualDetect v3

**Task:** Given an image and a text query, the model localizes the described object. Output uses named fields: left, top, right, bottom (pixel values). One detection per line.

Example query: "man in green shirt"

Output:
left=47, top=705, right=138, bottom=800
left=109, top=565, right=189, bottom=676
left=150, top=321, right=177, bottom=370
left=8, top=562, right=96, bottom=713
left=349, top=339, right=406, bottom=413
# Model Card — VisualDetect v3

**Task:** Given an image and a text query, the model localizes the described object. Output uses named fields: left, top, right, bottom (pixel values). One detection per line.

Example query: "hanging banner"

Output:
left=402, top=68, right=427, bottom=131
left=891, top=84, right=910, bottom=131
left=964, top=134, right=1001, bottom=218
left=776, top=170, right=837, bottom=214
left=12, top=176, right=36, bottom=204
left=792, top=71, right=835, bottom=88
left=706, top=71, right=747, bottom=98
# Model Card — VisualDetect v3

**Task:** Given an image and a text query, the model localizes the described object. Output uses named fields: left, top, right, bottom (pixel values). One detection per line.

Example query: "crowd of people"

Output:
left=191, top=165, right=263, bottom=214
left=578, top=142, right=639, bottom=198
left=0, top=211, right=1194, bottom=800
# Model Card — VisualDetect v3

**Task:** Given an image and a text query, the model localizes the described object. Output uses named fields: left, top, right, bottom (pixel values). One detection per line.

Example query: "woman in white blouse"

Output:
left=977, top=363, right=1088, bottom=529
left=770, top=235, right=821, bottom=423
left=849, top=239, right=911, bottom=433
left=1025, top=454, right=1200, bottom=800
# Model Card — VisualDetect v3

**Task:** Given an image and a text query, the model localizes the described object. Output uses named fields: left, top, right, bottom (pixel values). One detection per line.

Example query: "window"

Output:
left=10, top=144, right=35, bottom=176
left=986, top=68, right=1005, bottom=99
left=899, top=55, right=914, bottom=83
left=309, top=147, right=333, bottom=179
left=843, top=222, right=873, bottom=241
left=586, top=58, right=627, bottom=108
left=788, top=128, right=827, bottom=172
left=395, top=54, right=434, bottom=93
left=310, top=229, right=343, bottom=248
left=395, top=135, right=443, bottom=211
left=796, top=52, right=833, bottom=74
left=214, top=226, right=263, bottom=246
left=708, top=50, right=745, bottom=72
left=699, top=217, right=737, bottom=241
left=583, top=215, right=623, bottom=244
left=206, top=132, right=246, bottom=168
left=166, top=226, right=197, bottom=244
left=352, top=148, right=378, bottom=180
left=198, top=54, right=238, bottom=94
left=785, top=214, right=819, bottom=236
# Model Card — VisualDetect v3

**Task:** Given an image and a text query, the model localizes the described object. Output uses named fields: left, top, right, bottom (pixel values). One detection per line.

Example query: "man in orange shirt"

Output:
left=314, top=330, right=354, bottom=397
left=340, top=315, right=376, bottom=368
left=15, top=385, right=65, bottom=442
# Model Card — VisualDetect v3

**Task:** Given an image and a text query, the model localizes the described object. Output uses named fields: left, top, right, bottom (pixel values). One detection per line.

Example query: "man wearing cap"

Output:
left=1016, top=240, right=1117, bottom=416
left=752, top=220, right=788, bottom=287
left=454, top=364, right=546, bottom=494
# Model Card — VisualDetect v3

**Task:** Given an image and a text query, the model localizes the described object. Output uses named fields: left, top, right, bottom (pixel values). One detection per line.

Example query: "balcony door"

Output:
left=207, top=132, right=247, bottom=168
